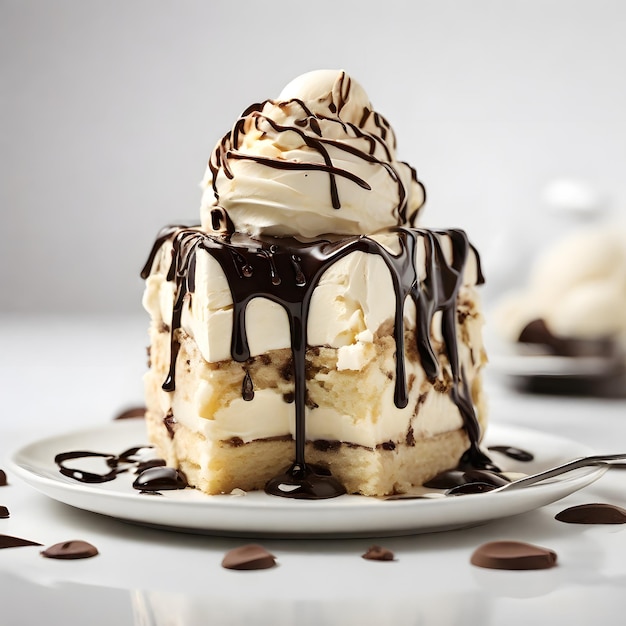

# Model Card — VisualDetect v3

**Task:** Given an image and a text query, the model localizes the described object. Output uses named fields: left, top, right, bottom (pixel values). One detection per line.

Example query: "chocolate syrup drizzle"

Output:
left=141, top=224, right=493, bottom=498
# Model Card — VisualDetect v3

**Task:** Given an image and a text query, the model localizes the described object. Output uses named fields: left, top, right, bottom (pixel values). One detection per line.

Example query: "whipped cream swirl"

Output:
left=200, top=70, right=425, bottom=237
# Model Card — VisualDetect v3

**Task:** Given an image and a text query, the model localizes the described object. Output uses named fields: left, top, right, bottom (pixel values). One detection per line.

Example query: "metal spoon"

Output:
left=386, top=453, right=626, bottom=500
left=494, top=452, right=626, bottom=492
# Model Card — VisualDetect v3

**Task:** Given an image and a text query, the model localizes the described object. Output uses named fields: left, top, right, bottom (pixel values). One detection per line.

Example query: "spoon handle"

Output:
left=499, top=453, right=626, bottom=492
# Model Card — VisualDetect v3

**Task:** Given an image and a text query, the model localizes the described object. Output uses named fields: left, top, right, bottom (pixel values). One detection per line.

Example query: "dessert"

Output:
left=493, top=224, right=626, bottom=394
left=141, top=69, right=490, bottom=498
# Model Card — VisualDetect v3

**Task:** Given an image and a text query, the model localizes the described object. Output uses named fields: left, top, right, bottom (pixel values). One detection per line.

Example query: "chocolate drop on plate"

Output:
left=463, top=469, right=511, bottom=487
left=555, top=503, right=626, bottom=524
left=0, top=469, right=7, bottom=486
left=470, top=541, right=557, bottom=570
left=446, top=482, right=498, bottom=496
left=0, top=505, right=9, bottom=518
left=265, top=463, right=346, bottom=499
left=362, top=545, right=395, bottom=561
left=487, top=446, right=534, bottom=462
left=0, top=534, right=42, bottom=549
left=132, top=466, right=188, bottom=491
left=425, top=469, right=510, bottom=490
left=41, top=540, right=99, bottom=559
left=221, top=544, right=277, bottom=570
left=423, top=470, right=466, bottom=490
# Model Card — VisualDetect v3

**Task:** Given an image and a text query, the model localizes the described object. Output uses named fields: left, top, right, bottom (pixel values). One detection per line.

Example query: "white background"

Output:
left=2, top=0, right=626, bottom=315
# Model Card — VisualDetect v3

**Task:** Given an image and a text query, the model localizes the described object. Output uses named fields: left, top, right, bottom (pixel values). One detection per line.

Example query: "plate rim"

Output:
left=7, top=420, right=607, bottom=537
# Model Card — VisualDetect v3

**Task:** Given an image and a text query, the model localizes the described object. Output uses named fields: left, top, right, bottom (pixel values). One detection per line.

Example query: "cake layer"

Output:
left=145, top=406, right=484, bottom=497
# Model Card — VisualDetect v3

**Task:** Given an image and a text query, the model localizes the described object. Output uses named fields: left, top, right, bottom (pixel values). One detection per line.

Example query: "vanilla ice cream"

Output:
left=494, top=225, right=626, bottom=348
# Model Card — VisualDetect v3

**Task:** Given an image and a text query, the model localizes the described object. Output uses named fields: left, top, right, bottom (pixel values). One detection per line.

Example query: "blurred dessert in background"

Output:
left=492, top=224, right=626, bottom=396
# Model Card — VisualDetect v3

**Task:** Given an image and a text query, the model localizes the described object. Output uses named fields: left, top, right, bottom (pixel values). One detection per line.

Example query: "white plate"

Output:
left=8, top=421, right=606, bottom=538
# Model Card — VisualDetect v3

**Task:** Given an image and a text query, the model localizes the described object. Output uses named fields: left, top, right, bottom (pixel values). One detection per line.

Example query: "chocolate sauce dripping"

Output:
left=432, top=230, right=495, bottom=470
left=140, top=224, right=194, bottom=280
left=162, top=230, right=202, bottom=391
left=149, top=226, right=493, bottom=497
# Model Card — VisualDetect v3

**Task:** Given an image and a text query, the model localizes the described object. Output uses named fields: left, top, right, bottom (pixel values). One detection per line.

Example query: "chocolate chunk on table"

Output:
left=41, top=540, right=99, bottom=559
left=221, top=544, right=277, bottom=570
left=362, top=545, right=395, bottom=561
left=0, top=534, right=42, bottom=549
left=556, top=503, right=626, bottom=524
left=470, top=541, right=557, bottom=570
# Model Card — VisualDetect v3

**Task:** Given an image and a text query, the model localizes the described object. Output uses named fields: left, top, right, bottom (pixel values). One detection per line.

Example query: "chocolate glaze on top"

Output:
left=142, top=224, right=493, bottom=498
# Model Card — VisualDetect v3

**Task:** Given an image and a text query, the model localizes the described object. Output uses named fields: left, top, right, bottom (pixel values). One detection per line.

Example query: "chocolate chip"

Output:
left=0, top=470, right=7, bottom=486
left=41, top=540, right=99, bottom=559
left=0, top=506, right=9, bottom=519
left=163, top=411, right=177, bottom=439
left=221, top=544, right=277, bottom=570
left=113, top=406, right=146, bottom=420
left=555, top=503, right=626, bottom=524
left=470, top=541, right=557, bottom=570
left=362, top=545, right=395, bottom=561
left=0, top=534, right=42, bottom=549
left=313, top=439, right=340, bottom=452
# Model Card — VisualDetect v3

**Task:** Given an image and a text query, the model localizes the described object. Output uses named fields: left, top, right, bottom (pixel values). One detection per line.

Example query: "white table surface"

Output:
left=1, top=315, right=626, bottom=626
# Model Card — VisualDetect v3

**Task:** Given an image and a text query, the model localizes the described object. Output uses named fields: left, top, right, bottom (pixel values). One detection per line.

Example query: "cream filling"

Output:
left=144, top=300, right=484, bottom=449
left=142, top=232, right=482, bottom=364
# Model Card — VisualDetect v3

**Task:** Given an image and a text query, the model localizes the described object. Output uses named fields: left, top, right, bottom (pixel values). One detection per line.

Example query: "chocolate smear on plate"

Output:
left=41, top=540, right=99, bottom=559
left=222, top=544, right=277, bottom=570
left=470, top=541, right=557, bottom=570
left=362, top=545, right=395, bottom=561
left=0, top=534, right=42, bottom=549
left=0, top=506, right=9, bottom=519
left=487, top=446, right=534, bottom=462
left=555, top=503, right=626, bottom=524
